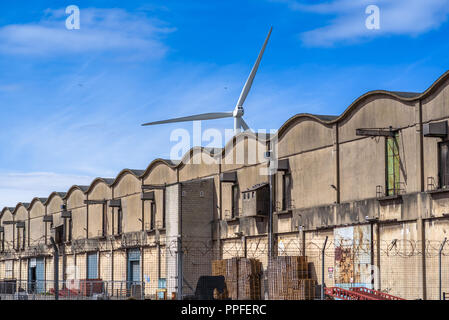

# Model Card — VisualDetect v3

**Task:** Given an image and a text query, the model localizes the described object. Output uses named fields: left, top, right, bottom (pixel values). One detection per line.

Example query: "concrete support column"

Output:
left=417, top=193, right=427, bottom=299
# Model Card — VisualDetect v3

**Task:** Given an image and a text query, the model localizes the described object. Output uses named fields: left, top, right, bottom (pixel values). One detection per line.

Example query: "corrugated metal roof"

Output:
left=312, top=114, right=339, bottom=121
left=102, top=178, right=115, bottom=185
left=389, top=91, right=421, bottom=99
left=128, top=169, right=145, bottom=177
left=78, top=186, right=90, bottom=192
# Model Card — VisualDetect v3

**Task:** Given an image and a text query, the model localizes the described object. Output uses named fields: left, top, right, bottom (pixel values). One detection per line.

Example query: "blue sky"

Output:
left=1, top=0, right=449, bottom=206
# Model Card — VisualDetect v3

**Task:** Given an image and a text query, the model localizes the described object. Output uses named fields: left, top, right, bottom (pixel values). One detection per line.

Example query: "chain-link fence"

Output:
left=0, top=235, right=448, bottom=300
left=0, top=280, right=145, bottom=300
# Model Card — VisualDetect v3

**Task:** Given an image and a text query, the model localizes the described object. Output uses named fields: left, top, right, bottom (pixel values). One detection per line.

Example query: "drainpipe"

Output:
left=177, top=183, right=183, bottom=300
left=439, top=237, right=447, bottom=300
left=321, top=236, right=328, bottom=300
left=242, top=235, right=247, bottom=258
left=267, top=157, right=274, bottom=260
left=50, top=236, right=59, bottom=300
left=177, top=235, right=183, bottom=300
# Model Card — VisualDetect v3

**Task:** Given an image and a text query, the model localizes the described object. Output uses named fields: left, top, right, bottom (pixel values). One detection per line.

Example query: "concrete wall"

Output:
left=87, top=181, right=112, bottom=238
left=67, top=189, right=86, bottom=241
left=29, top=200, right=45, bottom=246
left=113, top=173, right=142, bottom=234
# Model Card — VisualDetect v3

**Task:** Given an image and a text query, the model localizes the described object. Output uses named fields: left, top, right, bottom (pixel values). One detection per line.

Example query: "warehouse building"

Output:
left=2, top=71, right=449, bottom=299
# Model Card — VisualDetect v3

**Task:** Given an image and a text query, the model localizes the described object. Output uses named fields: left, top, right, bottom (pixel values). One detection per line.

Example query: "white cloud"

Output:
left=0, top=8, right=175, bottom=58
left=277, top=0, right=449, bottom=46
left=0, top=172, right=94, bottom=207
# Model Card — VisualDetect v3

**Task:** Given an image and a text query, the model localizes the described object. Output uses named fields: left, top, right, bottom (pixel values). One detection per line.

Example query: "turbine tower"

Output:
left=142, top=27, right=273, bottom=134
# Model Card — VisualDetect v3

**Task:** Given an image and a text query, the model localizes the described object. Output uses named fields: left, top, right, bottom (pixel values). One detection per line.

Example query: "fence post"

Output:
left=321, top=236, right=328, bottom=300
left=177, top=235, right=183, bottom=300
left=50, top=237, right=59, bottom=301
left=439, top=237, right=447, bottom=300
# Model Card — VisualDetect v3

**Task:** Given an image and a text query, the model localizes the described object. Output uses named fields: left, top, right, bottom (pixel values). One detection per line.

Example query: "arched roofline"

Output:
left=110, top=169, right=145, bottom=187
left=140, top=159, right=179, bottom=179
left=63, top=185, right=90, bottom=199
left=28, top=197, right=48, bottom=211
left=44, top=192, right=67, bottom=205
left=12, top=202, right=30, bottom=215
left=275, top=70, right=449, bottom=139
left=0, top=207, right=13, bottom=219
left=85, top=177, right=114, bottom=194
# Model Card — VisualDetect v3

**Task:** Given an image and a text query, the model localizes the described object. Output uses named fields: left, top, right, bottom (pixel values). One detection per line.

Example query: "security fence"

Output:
left=0, top=236, right=448, bottom=300
left=0, top=280, right=145, bottom=300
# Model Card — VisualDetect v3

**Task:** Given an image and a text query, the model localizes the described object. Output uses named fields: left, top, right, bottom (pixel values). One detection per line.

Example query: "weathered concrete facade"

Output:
left=2, top=71, right=449, bottom=299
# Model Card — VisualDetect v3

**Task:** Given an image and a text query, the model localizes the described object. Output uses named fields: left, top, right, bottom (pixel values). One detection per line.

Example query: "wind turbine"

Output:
left=142, top=27, right=273, bottom=134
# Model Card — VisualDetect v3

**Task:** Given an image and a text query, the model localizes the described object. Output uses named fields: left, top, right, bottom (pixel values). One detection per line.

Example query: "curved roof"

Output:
left=141, top=159, right=180, bottom=179
left=277, top=70, right=449, bottom=138
left=28, top=197, right=48, bottom=210
left=110, top=169, right=145, bottom=187
left=0, top=207, right=14, bottom=219
left=64, top=185, right=90, bottom=199
left=12, top=202, right=30, bottom=214
left=44, top=192, right=67, bottom=205
left=85, top=177, right=115, bottom=193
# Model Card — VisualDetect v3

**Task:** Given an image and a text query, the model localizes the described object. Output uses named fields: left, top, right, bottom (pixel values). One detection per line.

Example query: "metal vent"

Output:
left=109, top=199, right=122, bottom=208
left=141, top=191, right=155, bottom=201
left=220, top=172, right=237, bottom=183
left=61, top=210, right=72, bottom=219
left=423, top=121, right=448, bottom=138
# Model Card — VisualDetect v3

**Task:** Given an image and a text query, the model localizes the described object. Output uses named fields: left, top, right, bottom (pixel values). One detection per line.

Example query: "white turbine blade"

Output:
left=240, top=118, right=250, bottom=131
left=236, top=26, right=272, bottom=109
left=142, top=112, right=233, bottom=126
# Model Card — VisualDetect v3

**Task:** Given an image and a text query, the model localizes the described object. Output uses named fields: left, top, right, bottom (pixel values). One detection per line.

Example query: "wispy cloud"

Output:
left=0, top=172, right=94, bottom=207
left=276, top=0, right=449, bottom=46
left=0, top=8, right=175, bottom=58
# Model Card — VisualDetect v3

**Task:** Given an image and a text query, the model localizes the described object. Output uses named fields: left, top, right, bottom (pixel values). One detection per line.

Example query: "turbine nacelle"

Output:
left=233, top=107, right=244, bottom=118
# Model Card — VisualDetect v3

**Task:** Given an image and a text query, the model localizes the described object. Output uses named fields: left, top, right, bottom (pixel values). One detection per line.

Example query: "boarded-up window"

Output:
left=282, top=173, right=291, bottom=211
left=102, top=204, right=107, bottom=237
left=232, top=184, right=240, bottom=218
left=386, top=133, right=400, bottom=196
left=439, top=141, right=449, bottom=188
left=117, top=208, right=123, bottom=234
left=150, top=202, right=156, bottom=230
left=5, top=260, right=13, bottom=278
left=16, top=226, right=25, bottom=250
left=68, top=219, right=73, bottom=242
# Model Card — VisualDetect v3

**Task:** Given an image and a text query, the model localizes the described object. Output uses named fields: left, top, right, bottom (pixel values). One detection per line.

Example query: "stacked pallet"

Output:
left=238, top=258, right=262, bottom=300
left=212, top=258, right=262, bottom=300
left=268, top=256, right=316, bottom=300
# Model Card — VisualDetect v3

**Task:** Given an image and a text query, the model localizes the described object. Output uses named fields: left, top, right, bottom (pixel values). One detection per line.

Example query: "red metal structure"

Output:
left=325, top=286, right=405, bottom=300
